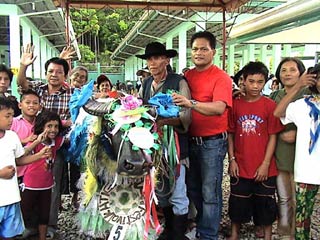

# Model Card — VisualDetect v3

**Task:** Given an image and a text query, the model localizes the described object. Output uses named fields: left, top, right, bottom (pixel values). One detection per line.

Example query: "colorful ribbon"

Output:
left=305, top=95, right=320, bottom=153
left=143, top=173, right=162, bottom=240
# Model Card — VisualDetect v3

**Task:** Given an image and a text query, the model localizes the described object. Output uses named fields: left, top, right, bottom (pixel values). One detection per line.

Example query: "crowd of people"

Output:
left=0, top=30, right=319, bottom=240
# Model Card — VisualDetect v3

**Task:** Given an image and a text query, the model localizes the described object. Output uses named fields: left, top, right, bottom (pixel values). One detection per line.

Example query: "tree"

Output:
left=71, top=9, right=99, bottom=43
left=70, top=8, right=143, bottom=66
left=78, top=44, right=95, bottom=63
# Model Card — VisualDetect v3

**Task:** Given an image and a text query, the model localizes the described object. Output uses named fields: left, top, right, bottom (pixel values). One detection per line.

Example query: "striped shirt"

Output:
left=30, top=81, right=73, bottom=120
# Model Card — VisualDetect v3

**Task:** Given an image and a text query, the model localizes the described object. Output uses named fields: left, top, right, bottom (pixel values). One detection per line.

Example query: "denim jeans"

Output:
left=158, top=164, right=189, bottom=215
left=187, top=137, right=227, bottom=240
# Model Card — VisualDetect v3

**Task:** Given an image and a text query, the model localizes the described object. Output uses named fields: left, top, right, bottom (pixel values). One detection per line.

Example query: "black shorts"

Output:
left=229, top=176, right=277, bottom=225
left=21, top=189, right=51, bottom=225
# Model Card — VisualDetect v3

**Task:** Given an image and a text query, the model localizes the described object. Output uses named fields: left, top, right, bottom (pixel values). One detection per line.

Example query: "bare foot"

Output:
left=255, top=225, right=265, bottom=238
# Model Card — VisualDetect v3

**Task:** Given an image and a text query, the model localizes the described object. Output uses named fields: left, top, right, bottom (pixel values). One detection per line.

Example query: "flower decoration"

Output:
left=106, top=94, right=159, bottom=155
left=121, top=95, right=143, bottom=110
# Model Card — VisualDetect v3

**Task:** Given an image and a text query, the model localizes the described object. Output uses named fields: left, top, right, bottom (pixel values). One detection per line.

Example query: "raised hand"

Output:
left=36, top=129, right=48, bottom=143
left=21, top=43, right=37, bottom=66
left=59, top=46, right=76, bottom=60
left=297, top=72, right=317, bottom=89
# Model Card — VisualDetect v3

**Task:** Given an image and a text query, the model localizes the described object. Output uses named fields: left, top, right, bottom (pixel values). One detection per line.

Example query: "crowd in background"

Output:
left=0, top=30, right=319, bottom=240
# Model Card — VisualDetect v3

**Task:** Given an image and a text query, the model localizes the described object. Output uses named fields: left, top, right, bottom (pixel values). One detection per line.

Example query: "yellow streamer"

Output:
left=83, top=168, right=98, bottom=205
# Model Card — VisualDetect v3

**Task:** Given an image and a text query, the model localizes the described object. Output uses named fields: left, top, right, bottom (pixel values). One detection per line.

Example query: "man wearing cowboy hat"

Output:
left=137, top=41, right=191, bottom=240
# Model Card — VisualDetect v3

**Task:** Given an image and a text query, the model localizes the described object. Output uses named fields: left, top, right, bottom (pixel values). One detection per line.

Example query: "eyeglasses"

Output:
left=191, top=47, right=211, bottom=53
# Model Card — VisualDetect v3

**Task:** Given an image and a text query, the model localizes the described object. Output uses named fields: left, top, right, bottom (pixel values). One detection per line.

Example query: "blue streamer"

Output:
left=69, top=80, right=95, bottom=123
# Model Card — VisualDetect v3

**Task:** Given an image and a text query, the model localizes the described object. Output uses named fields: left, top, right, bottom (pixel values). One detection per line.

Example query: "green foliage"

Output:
left=70, top=8, right=143, bottom=66
left=71, top=9, right=100, bottom=36
left=78, top=44, right=95, bottom=63
left=234, top=61, right=240, bottom=73
left=98, top=50, right=112, bottom=65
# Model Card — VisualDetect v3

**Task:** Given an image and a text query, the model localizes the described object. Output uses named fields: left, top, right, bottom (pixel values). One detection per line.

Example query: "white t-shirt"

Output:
left=263, top=79, right=272, bottom=96
left=0, top=130, right=25, bottom=206
left=281, top=98, right=320, bottom=184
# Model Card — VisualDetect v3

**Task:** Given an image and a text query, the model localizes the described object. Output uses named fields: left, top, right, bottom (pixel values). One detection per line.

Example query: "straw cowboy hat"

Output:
left=136, top=42, right=177, bottom=59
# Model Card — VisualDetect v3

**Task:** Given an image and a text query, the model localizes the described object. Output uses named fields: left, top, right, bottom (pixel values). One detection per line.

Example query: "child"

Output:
left=20, top=110, right=64, bottom=240
left=9, top=89, right=41, bottom=237
left=274, top=64, right=319, bottom=239
left=11, top=90, right=41, bottom=179
left=0, top=97, right=50, bottom=240
left=227, top=61, right=283, bottom=240
left=0, top=64, right=20, bottom=116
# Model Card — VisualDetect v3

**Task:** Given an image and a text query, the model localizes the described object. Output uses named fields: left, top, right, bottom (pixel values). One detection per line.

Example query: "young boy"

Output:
left=274, top=64, right=319, bottom=239
left=227, top=61, right=283, bottom=240
left=0, top=64, right=20, bottom=116
left=0, top=97, right=50, bottom=240
left=11, top=90, right=41, bottom=178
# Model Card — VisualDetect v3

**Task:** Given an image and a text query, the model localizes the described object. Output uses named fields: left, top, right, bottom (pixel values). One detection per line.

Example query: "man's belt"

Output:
left=190, top=132, right=227, bottom=145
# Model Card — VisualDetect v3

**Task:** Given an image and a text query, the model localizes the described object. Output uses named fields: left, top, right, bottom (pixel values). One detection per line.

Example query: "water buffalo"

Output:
left=70, top=89, right=162, bottom=240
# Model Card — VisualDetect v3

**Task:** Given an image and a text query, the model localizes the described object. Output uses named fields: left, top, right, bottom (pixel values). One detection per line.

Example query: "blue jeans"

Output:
left=158, top=164, right=189, bottom=215
left=187, top=137, right=227, bottom=240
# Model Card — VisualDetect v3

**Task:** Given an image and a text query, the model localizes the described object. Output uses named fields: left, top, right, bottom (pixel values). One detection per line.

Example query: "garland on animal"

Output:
left=67, top=81, right=180, bottom=239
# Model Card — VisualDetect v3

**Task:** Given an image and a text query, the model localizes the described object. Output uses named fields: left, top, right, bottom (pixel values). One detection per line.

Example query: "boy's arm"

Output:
left=17, top=44, right=37, bottom=90
left=24, top=139, right=41, bottom=156
left=228, top=132, right=239, bottom=177
left=274, top=73, right=316, bottom=117
left=255, top=134, right=277, bottom=181
left=21, top=134, right=38, bottom=146
left=16, top=146, right=51, bottom=166
left=0, top=165, right=16, bottom=179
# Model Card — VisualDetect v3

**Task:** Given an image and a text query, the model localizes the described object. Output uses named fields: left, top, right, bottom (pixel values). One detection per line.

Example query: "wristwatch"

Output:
left=229, top=156, right=236, bottom=163
left=190, top=100, right=197, bottom=109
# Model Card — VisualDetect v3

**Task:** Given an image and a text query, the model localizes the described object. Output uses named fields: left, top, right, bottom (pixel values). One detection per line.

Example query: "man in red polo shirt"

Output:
left=172, top=31, right=232, bottom=240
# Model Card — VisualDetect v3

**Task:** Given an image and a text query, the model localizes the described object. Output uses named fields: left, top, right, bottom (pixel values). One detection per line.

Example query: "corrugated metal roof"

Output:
left=1, top=0, right=68, bottom=51
left=53, top=0, right=249, bottom=11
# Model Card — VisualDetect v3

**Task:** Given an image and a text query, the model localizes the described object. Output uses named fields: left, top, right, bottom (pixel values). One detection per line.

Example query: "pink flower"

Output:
left=121, top=95, right=142, bottom=110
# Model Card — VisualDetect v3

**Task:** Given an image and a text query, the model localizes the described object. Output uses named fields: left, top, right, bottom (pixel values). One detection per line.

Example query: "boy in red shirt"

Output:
left=227, top=61, right=283, bottom=240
